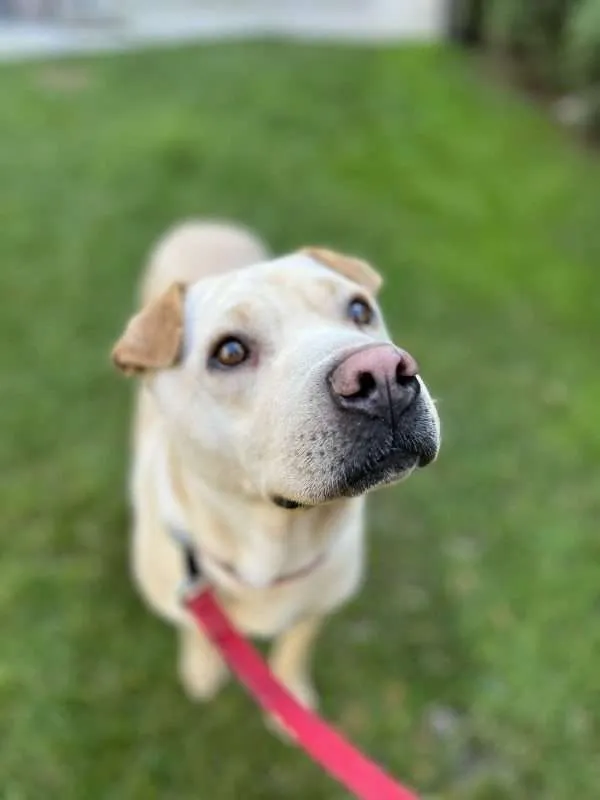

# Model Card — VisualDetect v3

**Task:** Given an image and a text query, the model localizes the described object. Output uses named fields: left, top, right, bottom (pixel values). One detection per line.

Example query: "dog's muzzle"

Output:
left=325, top=344, right=438, bottom=497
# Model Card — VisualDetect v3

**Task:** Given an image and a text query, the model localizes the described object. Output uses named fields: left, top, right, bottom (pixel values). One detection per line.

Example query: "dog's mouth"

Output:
left=270, top=454, right=416, bottom=510
left=333, top=447, right=421, bottom=498
left=272, top=495, right=306, bottom=510
left=271, top=436, right=437, bottom=510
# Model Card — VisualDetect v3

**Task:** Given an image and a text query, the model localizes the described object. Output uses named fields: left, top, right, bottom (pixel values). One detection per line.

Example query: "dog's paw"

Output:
left=178, top=635, right=228, bottom=702
left=284, top=677, right=318, bottom=712
left=179, top=655, right=228, bottom=701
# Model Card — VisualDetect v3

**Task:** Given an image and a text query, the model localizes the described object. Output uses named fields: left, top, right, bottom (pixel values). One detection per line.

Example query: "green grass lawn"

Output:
left=1, top=42, right=600, bottom=799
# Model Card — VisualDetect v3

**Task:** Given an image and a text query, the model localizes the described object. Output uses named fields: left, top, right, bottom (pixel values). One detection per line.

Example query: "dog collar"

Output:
left=169, top=525, right=326, bottom=590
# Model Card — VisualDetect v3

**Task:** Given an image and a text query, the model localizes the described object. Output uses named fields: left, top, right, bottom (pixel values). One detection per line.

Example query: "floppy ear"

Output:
left=301, top=247, right=383, bottom=295
left=111, top=282, right=185, bottom=376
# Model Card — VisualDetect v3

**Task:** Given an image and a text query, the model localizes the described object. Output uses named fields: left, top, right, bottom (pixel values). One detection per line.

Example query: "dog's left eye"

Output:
left=347, top=297, right=374, bottom=326
left=210, top=337, right=250, bottom=368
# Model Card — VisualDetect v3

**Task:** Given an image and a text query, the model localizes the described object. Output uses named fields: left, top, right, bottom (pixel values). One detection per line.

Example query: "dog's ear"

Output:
left=301, top=247, right=383, bottom=295
left=111, top=282, right=185, bottom=376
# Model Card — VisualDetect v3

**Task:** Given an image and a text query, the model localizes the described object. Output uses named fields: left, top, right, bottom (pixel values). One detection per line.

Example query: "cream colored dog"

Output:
left=112, top=220, right=440, bottom=716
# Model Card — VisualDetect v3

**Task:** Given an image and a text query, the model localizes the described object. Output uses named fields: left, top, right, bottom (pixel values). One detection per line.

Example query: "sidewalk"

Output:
left=0, top=1, right=447, bottom=61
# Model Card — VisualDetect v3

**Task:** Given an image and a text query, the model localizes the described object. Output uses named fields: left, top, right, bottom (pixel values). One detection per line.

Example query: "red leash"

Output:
left=184, top=585, right=420, bottom=800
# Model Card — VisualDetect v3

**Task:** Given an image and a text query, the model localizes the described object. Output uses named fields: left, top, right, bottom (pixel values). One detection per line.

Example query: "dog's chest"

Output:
left=222, top=519, right=365, bottom=637
left=156, top=451, right=364, bottom=636
left=232, top=521, right=321, bottom=588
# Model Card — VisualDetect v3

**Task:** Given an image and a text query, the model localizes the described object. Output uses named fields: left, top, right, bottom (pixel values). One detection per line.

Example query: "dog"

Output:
left=111, top=220, right=441, bottom=717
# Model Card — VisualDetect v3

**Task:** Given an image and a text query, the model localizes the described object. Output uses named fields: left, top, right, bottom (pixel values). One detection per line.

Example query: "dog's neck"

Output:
left=160, top=439, right=360, bottom=591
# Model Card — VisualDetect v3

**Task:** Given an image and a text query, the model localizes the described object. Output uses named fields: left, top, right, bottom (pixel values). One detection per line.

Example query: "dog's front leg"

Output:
left=178, top=625, right=228, bottom=701
left=269, top=614, right=324, bottom=711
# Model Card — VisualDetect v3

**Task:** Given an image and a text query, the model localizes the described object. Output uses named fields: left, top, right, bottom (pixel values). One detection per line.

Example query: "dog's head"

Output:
left=112, top=248, right=440, bottom=506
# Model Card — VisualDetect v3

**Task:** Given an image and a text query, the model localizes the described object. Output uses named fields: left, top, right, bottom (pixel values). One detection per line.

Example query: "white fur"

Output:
left=118, top=220, right=440, bottom=715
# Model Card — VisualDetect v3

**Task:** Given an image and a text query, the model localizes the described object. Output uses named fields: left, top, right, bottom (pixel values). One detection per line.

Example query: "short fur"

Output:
left=112, top=220, right=440, bottom=718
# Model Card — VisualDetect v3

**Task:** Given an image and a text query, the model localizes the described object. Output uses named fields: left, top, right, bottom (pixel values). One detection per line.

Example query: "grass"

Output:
left=1, top=42, right=600, bottom=799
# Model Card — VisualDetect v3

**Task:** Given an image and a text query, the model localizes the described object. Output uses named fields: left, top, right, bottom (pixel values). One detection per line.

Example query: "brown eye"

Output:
left=211, top=337, right=249, bottom=368
left=347, top=297, right=374, bottom=326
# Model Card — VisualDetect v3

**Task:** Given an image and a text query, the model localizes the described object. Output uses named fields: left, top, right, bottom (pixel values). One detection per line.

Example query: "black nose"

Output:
left=329, top=344, right=420, bottom=418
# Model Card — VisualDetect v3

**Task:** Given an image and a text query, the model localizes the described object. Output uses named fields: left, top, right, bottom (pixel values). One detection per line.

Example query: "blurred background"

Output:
left=1, top=2, right=599, bottom=798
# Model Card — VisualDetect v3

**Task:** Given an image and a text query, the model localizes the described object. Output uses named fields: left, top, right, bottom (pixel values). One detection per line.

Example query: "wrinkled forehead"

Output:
left=184, top=253, right=361, bottom=334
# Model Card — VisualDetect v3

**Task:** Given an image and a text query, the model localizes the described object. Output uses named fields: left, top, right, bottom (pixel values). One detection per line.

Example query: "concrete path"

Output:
left=0, top=1, right=447, bottom=61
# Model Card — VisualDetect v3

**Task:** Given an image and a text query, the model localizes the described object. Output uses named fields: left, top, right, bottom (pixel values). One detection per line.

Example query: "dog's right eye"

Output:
left=210, top=337, right=249, bottom=369
left=347, top=297, right=374, bottom=327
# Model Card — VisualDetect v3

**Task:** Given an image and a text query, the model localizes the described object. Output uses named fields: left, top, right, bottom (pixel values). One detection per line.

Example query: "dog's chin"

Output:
left=271, top=450, right=425, bottom=509
left=328, top=450, right=420, bottom=501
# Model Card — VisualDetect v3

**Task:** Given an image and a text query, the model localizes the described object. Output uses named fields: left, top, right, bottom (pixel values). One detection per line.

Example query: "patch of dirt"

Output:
left=36, top=65, right=92, bottom=93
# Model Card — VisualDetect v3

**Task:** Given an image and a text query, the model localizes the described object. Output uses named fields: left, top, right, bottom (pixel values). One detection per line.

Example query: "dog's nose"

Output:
left=329, top=344, right=420, bottom=417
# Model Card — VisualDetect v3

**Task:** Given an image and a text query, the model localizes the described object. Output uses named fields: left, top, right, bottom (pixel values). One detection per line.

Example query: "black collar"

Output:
left=169, top=525, right=203, bottom=582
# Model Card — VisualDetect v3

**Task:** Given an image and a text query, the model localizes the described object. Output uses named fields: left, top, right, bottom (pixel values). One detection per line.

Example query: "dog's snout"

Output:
left=329, top=344, right=420, bottom=417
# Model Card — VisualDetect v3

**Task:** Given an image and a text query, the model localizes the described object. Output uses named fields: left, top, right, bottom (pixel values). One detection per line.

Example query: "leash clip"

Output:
left=169, top=525, right=207, bottom=603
